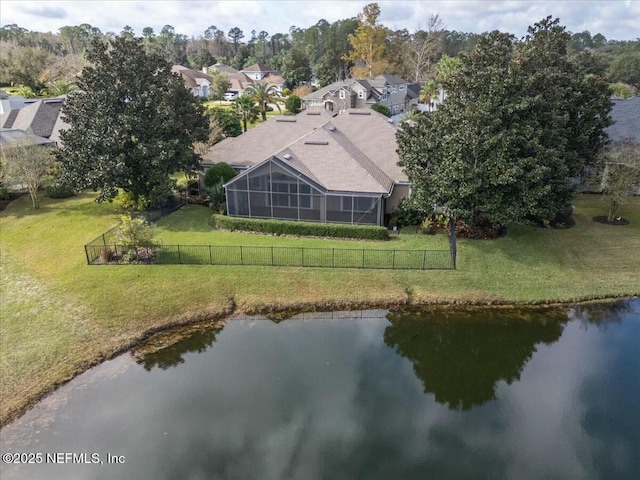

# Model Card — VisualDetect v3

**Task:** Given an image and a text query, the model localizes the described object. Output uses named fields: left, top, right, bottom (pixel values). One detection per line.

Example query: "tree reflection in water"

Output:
left=384, top=307, right=568, bottom=410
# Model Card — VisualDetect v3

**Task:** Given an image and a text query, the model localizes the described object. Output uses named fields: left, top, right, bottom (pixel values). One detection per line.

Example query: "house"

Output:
left=240, top=63, right=277, bottom=81
left=172, top=65, right=212, bottom=98
left=206, top=108, right=409, bottom=226
left=207, top=63, right=239, bottom=75
left=303, top=74, right=420, bottom=115
left=606, top=96, right=640, bottom=144
left=0, top=128, right=57, bottom=148
left=0, top=97, right=67, bottom=146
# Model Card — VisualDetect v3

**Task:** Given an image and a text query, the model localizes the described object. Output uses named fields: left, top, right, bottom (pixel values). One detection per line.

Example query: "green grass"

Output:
left=1, top=192, right=639, bottom=426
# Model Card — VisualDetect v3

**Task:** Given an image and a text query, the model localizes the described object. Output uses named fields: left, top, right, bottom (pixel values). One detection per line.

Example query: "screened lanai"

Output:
left=225, top=159, right=384, bottom=225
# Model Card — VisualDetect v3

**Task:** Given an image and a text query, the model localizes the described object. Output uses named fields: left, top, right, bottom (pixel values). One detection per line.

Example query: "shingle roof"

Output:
left=210, top=107, right=406, bottom=195
left=241, top=63, right=275, bottom=73
left=0, top=98, right=67, bottom=143
left=208, top=63, right=239, bottom=74
left=0, top=128, right=56, bottom=147
left=171, top=65, right=212, bottom=89
left=606, top=97, right=640, bottom=143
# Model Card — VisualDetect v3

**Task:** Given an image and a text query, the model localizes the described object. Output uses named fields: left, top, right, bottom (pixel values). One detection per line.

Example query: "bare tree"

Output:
left=1, top=142, right=57, bottom=208
left=404, top=14, right=445, bottom=82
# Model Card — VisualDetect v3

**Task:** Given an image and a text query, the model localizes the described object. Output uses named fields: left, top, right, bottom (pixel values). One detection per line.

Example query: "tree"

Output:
left=209, top=108, right=242, bottom=137
left=403, top=15, right=446, bottom=82
left=208, top=70, right=231, bottom=103
left=397, top=18, right=612, bottom=230
left=434, top=54, right=461, bottom=85
left=56, top=35, right=209, bottom=205
left=597, top=142, right=640, bottom=222
left=228, top=27, right=244, bottom=53
left=608, top=52, right=640, bottom=89
left=203, top=162, right=236, bottom=188
left=233, top=94, right=259, bottom=132
left=0, top=43, right=53, bottom=90
left=42, top=79, right=78, bottom=97
left=193, top=114, right=224, bottom=156
left=281, top=48, right=312, bottom=88
left=419, top=80, right=438, bottom=111
left=285, top=94, right=302, bottom=114
left=0, top=143, right=57, bottom=209
left=245, top=82, right=281, bottom=121
left=342, top=3, right=389, bottom=78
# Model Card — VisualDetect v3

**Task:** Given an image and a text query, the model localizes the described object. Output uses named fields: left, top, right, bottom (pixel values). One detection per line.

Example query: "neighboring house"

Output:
left=0, top=97, right=67, bottom=146
left=227, top=72, right=255, bottom=97
left=0, top=128, right=56, bottom=148
left=240, top=63, right=278, bottom=81
left=0, top=93, right=38, bottom=114
left=172, top=65, right=212, bottom=98
left=205, top=108, right=409, bottom=226
left=207, top=63, right=239, bottom=75
left=606, top=96, right=640, bottom=144
left=303, top=74, right=420, bottom=115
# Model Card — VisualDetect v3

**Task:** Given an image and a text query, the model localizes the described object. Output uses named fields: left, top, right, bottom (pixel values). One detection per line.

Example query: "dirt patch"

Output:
left=592, top=216, right=630, bottom=226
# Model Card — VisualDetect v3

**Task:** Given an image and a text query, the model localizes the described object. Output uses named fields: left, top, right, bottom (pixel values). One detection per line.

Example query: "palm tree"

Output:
left=42, top=80, right=79, bottom=97
left=419, top=80, right=438, bottom=112
left=435, top=54, right=461, bottom=85
left=233, top=95, right=259, bottom=132
left=245, top=82, right=281, bottom=121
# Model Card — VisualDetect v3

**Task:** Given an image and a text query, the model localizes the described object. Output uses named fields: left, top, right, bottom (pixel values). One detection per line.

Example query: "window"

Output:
left=399, top=85, right=406, bottom=92
left=391, top=86, right=397, bottom=93
left=339, top=90, right=346, bottom=99
left=358, top=90, right=365, bottom=99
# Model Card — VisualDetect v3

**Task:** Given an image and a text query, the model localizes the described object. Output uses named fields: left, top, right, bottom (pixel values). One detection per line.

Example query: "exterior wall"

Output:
left=386, top=183, right=410, bottom=214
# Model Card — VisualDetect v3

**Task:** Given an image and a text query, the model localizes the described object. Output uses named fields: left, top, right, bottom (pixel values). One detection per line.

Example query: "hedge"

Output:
left=211, top=215, right=388, bottom=240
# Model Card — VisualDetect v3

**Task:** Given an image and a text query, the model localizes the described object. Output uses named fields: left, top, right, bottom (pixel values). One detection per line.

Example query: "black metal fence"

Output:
left=85, top=243, right=455, bottom=270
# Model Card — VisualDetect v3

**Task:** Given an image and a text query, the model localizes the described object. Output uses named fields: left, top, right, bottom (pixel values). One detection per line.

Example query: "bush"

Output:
left=388, top=198, right=426, bottom=228
left=46, top=183, right=76, bottom=198
left=204, top=162, right=236, bottom=188
left=0, top=186, right=10, bottom=200
left=370, top=104, right=391, bottom=117
left=285, top=95, right=302, bottom=114
left=211, top=215, right=388, bottom=240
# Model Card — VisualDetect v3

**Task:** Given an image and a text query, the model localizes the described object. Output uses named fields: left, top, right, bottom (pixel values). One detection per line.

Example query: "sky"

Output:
left=1, top=0, right=639, bottom=41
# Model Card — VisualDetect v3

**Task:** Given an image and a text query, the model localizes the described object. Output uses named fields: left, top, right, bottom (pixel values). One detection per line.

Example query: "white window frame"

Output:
left=358, top=90, right=365, bottom=99
left=339, top=89, right=346, bottom=99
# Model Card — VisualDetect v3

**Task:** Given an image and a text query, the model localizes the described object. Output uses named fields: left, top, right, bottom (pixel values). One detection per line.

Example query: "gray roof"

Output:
left=171, top=65, right=212, bottom=88
left=241, top=63, right=276, bottom=73
left=0, top=128, right=56, bottom=147
left=208, top=63, right=238, bottom=74
left=370, top=74, right=409, bottom=87
left=0, top=98, right=67, bottom=144
left=215, top=108, right=406, bottom=195
left=606, top=97, right=640, bottom=143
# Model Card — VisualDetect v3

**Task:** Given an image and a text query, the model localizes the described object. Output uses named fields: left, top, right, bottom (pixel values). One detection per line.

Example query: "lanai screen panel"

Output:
left=326, top=195, right=380, bottom=225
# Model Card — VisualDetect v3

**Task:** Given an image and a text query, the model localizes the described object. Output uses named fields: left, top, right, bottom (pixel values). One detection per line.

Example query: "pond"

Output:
left=1, top=300, right=639, bottom=480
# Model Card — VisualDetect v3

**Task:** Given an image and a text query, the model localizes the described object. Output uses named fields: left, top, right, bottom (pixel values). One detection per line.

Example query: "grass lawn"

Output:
left=1, top=192, right=639, bottom=426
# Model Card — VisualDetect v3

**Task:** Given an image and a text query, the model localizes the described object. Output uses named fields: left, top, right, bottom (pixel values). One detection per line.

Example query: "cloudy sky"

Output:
left=2, top=0, right=639, bottom=41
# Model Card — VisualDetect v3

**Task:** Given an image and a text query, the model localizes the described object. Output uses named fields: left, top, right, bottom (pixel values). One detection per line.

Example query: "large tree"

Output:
left=245, top=82, right=281, bottom=121
left=397, top=17, right=612, bottom=229
left=342, top=3, right=389, bottom=78
left=57, top=34, right=209, bottom=204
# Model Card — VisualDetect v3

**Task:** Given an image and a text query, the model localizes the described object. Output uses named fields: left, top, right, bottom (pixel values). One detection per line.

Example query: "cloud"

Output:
left=19, top=4, right=68, bottom=20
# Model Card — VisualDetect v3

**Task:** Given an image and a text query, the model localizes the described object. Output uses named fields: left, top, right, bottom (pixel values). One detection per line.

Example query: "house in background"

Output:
left=0, top=128, right=57, bottom=148
left=172, top=65, right=212, bottom=98
left=303, top=74, right=420, bottom=116
left=606, top=96, right=640, bottom=144
left=205, top=108, right=409, bottom=226
left=0, top=97, right=67, bottom=146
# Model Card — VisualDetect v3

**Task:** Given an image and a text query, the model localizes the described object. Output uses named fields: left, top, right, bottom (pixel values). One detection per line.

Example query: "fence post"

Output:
left=240, top=246, right=244, bottom=265
left=332, top=248, right=335, bottom=268
left=392, top=250, right=396, bottom=269
left=177, top=245, right=182, bottom=264
left=450, top=217, right=457, bottom=269
left=362, top=249, right=365, bottom=268
left=209, top=245, right=213, bottom=265
left=422, top=250, right=426, bottom=270
left=271, top=246, right=274, bottom=266
left=85, top=245, right=91, bottom=265
left=102, top=234, right=106, bottom=246
left=301, top=247, right=305, bottom=267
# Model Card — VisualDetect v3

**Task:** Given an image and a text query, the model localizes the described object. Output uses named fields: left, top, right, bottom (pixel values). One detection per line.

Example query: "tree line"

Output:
left=2, top=2, right=638, bottom=95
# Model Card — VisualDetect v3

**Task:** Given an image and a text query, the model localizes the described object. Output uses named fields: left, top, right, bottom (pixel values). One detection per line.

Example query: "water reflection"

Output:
left=384, top=307, right=567, bottom=410
left=1, top=301, right=638, bottom=480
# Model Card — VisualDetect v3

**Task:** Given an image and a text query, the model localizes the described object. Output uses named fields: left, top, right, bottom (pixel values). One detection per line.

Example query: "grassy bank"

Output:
left=1, top=193, right=639, bottom=426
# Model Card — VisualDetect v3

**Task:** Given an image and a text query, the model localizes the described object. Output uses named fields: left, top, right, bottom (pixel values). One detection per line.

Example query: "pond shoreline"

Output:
left=2, top=293, right=637, bottom=429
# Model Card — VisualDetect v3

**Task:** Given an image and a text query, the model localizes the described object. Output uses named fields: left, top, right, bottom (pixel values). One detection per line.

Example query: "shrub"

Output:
left=389, top=198, right=427, bottom=228
left=285, top=95, right=302, bottom=114
left=211, top=215, right=388, bottom=240
left=204, top=162, right=236, bottom=188
left=370, top=104, right=391, bottom=117
left=46, top=183, right=76, bottom=198
left=0, top=186, right=10, bottom=200
left=115, top=214, right=156, bottom=262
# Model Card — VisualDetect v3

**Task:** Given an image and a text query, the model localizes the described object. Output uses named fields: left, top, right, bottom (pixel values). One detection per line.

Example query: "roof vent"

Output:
left=327, top=125, right=336, bottom=132
left=348, top=111, right=371, bottom=115
left=304, top=141, right=329, bottom=145
left=283, top=153, right=292, bottom=160
left=306, top=111, right=321, bottom=115
left=276, top=118, right=296, bottom=122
